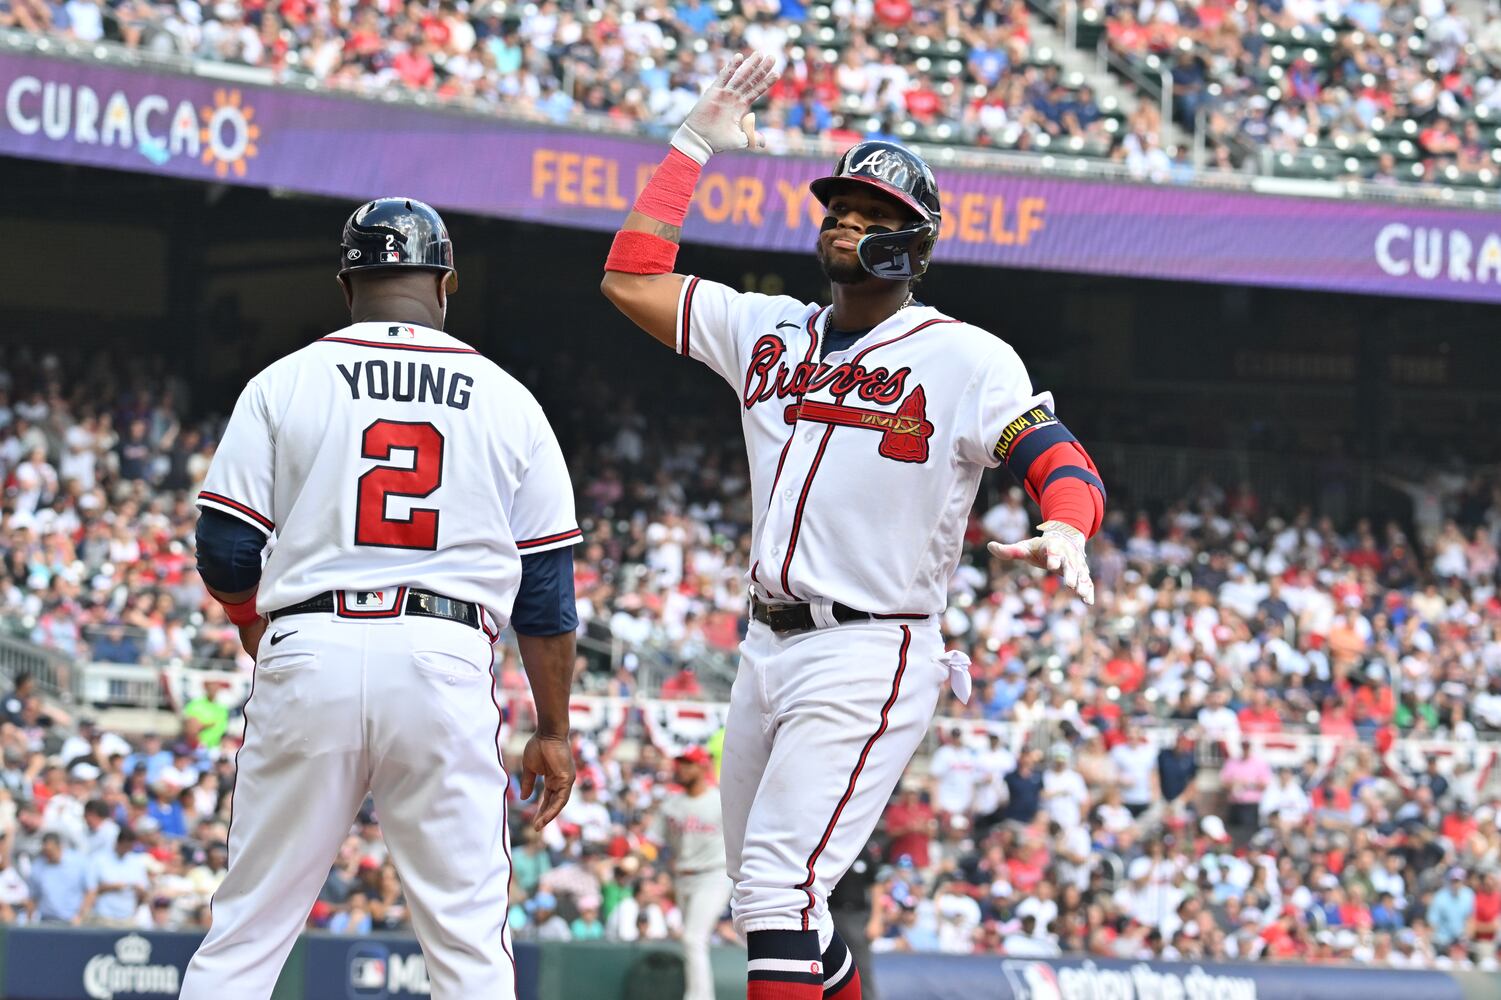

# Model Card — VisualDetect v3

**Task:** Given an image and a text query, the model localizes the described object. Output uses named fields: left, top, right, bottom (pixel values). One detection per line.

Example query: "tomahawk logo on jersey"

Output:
left=196, top=321, right=580, bottom=629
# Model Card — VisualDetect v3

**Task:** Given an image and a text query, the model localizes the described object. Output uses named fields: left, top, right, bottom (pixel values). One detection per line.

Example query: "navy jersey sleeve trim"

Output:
left=195, top=508, right=268, bottom=593
left=512, top=546, right=579, bottom=637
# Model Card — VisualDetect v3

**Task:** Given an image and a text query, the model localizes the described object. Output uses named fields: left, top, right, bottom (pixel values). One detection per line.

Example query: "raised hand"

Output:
left=672, top=51, right=781, bottom=164
left=989, top=520, right=1096, bottom=606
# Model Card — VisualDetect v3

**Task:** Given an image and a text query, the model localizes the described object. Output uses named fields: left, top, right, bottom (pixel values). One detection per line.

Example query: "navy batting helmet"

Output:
left=339, top=197, right=457, bottom=292
left=809, top=141, right=942, bottom=281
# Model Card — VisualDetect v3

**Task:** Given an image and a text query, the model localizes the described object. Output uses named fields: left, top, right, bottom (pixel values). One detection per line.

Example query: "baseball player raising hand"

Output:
left=601, top=53, right=1105, bottom=1000
left=182, top=198, right=581, bottom=1000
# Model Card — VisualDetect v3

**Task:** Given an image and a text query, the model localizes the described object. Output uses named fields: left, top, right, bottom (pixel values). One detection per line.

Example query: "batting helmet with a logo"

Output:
left=809, top=141, right=942, bottom=281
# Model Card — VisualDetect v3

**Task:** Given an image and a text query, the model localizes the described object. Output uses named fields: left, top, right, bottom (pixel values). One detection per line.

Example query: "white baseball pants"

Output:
left=721, top=619, right=949, bottom=941
left=180, top=608, right=516, bottom=1000
left=677, top=868, right=732, bottom=1000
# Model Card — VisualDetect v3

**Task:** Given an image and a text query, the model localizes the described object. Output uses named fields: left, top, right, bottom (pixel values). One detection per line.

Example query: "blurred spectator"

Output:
left=25, top=833, right=93, bottom=925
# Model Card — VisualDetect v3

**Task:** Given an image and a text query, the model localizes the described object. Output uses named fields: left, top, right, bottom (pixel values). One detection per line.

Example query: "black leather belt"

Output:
left=269, top=589, right=480, bottom=629
left=750, top=595, right=925, bottom=636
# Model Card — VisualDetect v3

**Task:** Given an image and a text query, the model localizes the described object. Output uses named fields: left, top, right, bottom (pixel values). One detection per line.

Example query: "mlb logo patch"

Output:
left=387, top=326, right=417, bottom=339
left=379, top=251, right=401, bottom=263
left=350, top=955, right=386, bottom=988
left=335, top=587, right=406, bottom=619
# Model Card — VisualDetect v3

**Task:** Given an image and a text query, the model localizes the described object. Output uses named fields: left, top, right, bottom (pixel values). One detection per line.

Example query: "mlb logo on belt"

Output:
left=336, top=587, right=407, bottom=619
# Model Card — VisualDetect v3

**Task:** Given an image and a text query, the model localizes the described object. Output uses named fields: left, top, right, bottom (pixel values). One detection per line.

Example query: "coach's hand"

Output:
left=989, top=520, right=1095, bottom=606
left=521, top=734, right=575, bottom=830
left=672, top=51, right=780, bottom=164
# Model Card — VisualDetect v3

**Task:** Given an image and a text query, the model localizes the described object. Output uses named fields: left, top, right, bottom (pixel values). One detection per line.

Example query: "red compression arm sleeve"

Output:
left=1022, top=440, right=1105, bottom=538
left=603, top=147, right=703, bottom=275
left=632, top=147, right=702, bottom=227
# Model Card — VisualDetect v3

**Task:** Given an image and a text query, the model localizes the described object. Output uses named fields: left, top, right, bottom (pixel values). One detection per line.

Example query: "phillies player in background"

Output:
left=602, top=54, right=1105, bottom=1000
left=182, top=198, right=580, bottom=1000
left=658, top=745, right=731, bottom=1000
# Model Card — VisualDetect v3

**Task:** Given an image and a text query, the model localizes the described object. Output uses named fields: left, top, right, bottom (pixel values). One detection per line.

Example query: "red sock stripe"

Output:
left=826, top=967, right=862, bottom=1000
left=750, top=983, right=823, bottom=1000
left=796, top=626, right=911, bottom=930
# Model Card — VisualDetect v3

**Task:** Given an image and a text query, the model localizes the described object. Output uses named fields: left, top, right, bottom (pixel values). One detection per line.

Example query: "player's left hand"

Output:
left=521, top=734, right=575, bottom=830
left=238, top=617, right=268, bottom=662
left=672, top=51, right=780, bottom=163
left=989, top=520, right=1095, bottom=606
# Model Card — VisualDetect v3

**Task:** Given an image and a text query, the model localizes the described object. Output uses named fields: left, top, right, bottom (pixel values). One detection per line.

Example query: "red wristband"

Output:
left=605, top=230, right=680, bottom=275
left=219, top=590, right=261, bottom=627
left=633, top=147, right=702, bottom=228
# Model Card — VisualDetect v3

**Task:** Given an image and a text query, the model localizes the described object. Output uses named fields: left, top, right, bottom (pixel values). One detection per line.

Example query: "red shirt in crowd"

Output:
left=1339, top=902, right=1373, bottom=931
left=1474, top=889, right=1501, bottom=940
left=883, top=800, right=934, bottom=869
left=1442, top=812, right=1479, bottom=846
left=904, top=85, right=942, bottom=121
left=660, top=669, right=702, bottom=701
left=1102, top=655, right=1146, bottom=695
left=1238, top=705, right=1282, bottom=734
left=393, top=48, right=435, bottom=89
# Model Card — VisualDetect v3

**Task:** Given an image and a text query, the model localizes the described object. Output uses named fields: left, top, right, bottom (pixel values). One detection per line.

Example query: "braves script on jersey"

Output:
left=197, top=321, right=580, bottom=625
left=677, top=278, right=1051, bottom=613
left=182, top=321, right=578, bottom=1000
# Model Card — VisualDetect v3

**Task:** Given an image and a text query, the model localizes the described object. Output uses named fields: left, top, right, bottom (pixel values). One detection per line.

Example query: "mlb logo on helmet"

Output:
left=380, top=251, right=402, bottom=263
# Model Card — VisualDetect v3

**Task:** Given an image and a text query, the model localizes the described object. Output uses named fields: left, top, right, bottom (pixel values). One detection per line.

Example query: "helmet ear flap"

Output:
left=855, top=219, right=938, bottom=281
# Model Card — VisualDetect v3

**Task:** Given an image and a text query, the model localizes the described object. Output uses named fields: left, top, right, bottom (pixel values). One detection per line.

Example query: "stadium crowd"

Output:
left=1101, top=0, right=1501, bottom=184
left=12, top=0, right=1501, bottom=185
left=4, top=0, right=1119, bottom=159
left=2, top=343, right=1501, bottom=966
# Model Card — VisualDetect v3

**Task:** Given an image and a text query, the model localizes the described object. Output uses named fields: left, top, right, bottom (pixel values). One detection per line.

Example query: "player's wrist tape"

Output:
left=218, top=589, right=261, bottom=627
left=669, top=123, right=714, bottom=166
left=604, top=230, right=679, bottom=275
left=633, top=147, right=702, bottom=227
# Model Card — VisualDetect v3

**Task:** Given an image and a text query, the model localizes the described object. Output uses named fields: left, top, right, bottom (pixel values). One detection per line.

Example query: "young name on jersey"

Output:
left=336, top=360, right=474, bottom=410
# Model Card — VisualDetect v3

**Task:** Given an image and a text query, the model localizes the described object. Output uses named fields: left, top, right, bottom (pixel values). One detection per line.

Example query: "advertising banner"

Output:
left=3, top=49, right=1501, bottom=303
left=4, top=928, right=194, bottom=1000
left=872, top=953, right=1473, bottom=1000
left=299, top=933, right=539, bottom=1000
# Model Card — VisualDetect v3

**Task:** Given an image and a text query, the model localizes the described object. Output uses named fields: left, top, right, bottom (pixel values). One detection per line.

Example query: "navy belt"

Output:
left=269, top=589, right=480, bottom=629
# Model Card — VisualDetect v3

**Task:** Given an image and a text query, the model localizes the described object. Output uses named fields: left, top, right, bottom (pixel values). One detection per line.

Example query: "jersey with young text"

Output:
left=676, top=277, right=1050, bottom=615
left=196, top=321, right=579, bottom=625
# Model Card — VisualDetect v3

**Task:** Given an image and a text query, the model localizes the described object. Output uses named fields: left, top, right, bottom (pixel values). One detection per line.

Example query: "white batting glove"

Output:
left=671, top=51, right=780, bottom=165
left=989, top=520, right=1095, bottom=606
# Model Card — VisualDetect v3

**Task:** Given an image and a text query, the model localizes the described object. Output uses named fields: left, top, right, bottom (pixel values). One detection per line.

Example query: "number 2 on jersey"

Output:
left=355, top=420, right=445, bottom=550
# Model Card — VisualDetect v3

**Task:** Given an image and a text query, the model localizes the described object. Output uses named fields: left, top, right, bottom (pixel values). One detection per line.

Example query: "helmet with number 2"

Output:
left=339, top=197, right=457, bottom=293
left=808, top=141, right=943, bottom=281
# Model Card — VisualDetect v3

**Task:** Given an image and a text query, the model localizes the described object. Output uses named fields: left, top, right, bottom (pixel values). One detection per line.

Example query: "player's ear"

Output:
left=337, top=275, right=353, bottom=311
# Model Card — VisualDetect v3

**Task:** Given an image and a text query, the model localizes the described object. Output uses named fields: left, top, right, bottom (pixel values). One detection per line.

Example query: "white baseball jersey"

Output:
left=676, top=277, right=1051, bottom=615
left=196, top=321, right=580, bottom=626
